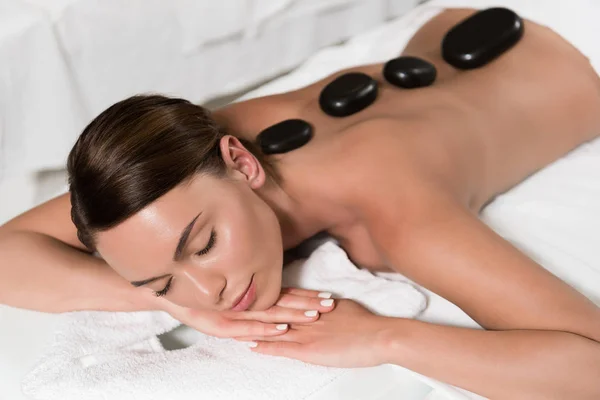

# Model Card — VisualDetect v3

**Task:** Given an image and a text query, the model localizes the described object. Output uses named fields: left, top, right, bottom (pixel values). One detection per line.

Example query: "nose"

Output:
left=178, top=263, right=227, bottom=307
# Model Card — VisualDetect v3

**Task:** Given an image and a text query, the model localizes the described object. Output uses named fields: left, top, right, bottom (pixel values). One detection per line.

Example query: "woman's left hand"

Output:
left=238, top=299, right=392, bottom=368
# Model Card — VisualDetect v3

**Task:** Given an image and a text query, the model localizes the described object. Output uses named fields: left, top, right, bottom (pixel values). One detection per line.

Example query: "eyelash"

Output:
left=153, top=229, right=217, bottom=297
left=196, top=229, right=217, bottom=256
left=154, top=277, right=172, bottom=297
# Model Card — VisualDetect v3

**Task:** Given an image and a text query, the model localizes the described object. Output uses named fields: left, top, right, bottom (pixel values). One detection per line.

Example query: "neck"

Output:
left=256, top=182, right=338, bottom=250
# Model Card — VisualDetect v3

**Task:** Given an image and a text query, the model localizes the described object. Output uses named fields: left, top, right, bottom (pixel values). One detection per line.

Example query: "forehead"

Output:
left=95, top=175, right=217, bottom=276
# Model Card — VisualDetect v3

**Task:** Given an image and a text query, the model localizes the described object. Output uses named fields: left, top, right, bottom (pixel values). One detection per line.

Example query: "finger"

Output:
left=281, top=288, right=333, bottom=299
left=248, top=341, right=305, bottom=358
left=221, top=320, right=290, bottom=338
left=230, top=305, right=321, bottom=324
left=276, top=293, right=336, bottom=313
left=234, top=330, right=302, bottom=343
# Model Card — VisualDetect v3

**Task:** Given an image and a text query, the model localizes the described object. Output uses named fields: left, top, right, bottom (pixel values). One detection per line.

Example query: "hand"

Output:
left=154, top=287, right=335, bottom=339
left=244, top=299, right=392, bottom=368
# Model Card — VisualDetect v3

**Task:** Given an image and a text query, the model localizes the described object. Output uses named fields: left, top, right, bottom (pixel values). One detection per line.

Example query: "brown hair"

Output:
left=67, top=94, right=278, bottom=251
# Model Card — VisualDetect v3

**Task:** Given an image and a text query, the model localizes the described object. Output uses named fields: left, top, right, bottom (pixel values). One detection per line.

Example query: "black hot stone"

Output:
left=383, top=56, right=437, bottom=89
left=257, top=119, right=314, bottom=155
left=319, top=72, right=378, bottom=117
left=442, top=7, right=524, bottom=70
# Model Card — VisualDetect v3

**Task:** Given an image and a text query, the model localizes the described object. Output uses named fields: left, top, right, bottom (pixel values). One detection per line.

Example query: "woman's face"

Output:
left=95, top=172, right=284, bottom=312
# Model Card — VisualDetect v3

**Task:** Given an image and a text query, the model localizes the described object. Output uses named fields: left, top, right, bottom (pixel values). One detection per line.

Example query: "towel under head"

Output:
left=22, top=242, right=426, bottom=400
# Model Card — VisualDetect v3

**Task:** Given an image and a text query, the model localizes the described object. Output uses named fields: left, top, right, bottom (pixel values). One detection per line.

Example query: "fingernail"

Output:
left=248, top=342, right=258, bottom=348
left=304, top=310, right=318, bottom=317
left=320, top=299, right=334, bottom=307
left=276, top=324, right=288, bottom=331
left=318, top=292, right=332, bottom=299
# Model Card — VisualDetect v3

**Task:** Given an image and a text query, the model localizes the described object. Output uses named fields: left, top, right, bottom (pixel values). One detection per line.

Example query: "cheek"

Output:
left=225, top=196, right=268, bottom=243
left=216, top=186, right=282, bottom=259
left=216, top=210, right=258, bottom=271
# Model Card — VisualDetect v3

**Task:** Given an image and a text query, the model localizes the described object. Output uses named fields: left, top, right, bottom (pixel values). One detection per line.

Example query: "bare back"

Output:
left=217, top=9, right=600, bottom=209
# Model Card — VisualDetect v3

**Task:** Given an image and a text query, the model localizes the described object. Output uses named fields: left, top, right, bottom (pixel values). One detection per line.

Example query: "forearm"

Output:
left=379, top=318, right=600, bottom=399
left=0, top=231, right=160, bottom=313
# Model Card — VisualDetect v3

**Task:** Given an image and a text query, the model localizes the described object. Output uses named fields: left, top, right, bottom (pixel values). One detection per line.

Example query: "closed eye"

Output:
left=196, top=228, right=216, bottom=256
left=152, top=229, right=216, bottom=297
left=153, top=276, right=173, bottom=297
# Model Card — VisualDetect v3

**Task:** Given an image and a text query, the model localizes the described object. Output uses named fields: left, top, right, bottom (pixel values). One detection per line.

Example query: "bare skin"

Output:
left=1, top=8, right=600, bottom=398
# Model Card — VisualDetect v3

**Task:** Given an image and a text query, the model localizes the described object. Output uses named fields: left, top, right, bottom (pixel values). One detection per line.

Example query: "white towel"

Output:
left=21, top=242, right=426, bottom=400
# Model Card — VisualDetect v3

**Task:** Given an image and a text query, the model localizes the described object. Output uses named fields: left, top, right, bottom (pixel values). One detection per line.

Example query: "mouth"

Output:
left=230, top=274, right=256, bottom=312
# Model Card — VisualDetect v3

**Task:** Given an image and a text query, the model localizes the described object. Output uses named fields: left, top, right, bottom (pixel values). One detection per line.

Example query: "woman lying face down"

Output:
left=3, top=7, right=600, bottom=399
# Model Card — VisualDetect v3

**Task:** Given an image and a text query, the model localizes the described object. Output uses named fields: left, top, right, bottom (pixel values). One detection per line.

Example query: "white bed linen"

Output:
left=29, top=0, right=419, bottom=113
left=0, top=1, right=86, bottom=180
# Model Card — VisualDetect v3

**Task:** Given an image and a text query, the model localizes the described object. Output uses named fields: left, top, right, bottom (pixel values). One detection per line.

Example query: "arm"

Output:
left=379, top=317, right=600, bottom=400
left=0, top=193, right=159, bottom=312
left=366, top=188, right=600, bottom=397
left=366, top=191, right=600, bottom=339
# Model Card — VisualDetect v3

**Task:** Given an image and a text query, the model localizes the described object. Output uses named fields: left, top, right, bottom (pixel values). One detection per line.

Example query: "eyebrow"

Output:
left=129, top=212, right=202, bottom=287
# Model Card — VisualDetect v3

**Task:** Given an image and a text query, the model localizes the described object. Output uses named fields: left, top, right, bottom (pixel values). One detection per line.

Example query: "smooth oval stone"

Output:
left=319, top=72, right=378, bottom=117
left=257, top=119, right=314, bottom=155
left=442, top=8, right=524, bottom=70
left=383, top=56, right=437, bottom=89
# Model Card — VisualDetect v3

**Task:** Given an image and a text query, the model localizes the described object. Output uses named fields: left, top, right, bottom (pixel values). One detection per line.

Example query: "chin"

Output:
left=251, top=267, right=282, bottom=311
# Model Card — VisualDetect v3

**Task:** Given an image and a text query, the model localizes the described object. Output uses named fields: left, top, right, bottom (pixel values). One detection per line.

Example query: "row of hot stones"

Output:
left=257, top=8, right=524, bottom=155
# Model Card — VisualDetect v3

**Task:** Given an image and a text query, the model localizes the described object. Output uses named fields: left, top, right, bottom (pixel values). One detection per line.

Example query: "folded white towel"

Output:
left=22, top=242, right=426, bottom=400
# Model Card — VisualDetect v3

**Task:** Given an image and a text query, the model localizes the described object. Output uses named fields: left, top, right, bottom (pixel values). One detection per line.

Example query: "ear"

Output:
left=219, top=135, right=266, bottom=189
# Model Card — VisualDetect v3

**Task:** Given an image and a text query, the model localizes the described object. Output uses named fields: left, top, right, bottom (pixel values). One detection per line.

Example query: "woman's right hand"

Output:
left=153, top=287, right=336, bottom=339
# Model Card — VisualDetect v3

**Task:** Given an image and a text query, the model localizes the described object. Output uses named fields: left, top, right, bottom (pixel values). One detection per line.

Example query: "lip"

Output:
left=230, top=274, right=256, bottom=312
